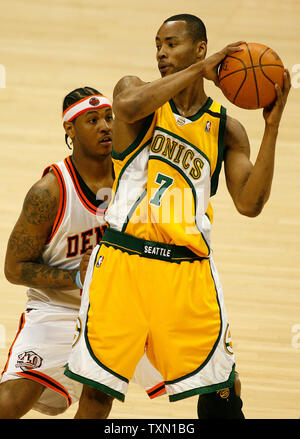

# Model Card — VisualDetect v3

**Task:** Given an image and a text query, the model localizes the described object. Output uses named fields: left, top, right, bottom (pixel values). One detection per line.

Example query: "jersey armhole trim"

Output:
left=64, top=157, right=100, bottom=215
left=210, top=106, right=226, bottom=197
left=45, top=164, right=67, bottom=245
left=112, top=113, right=155, bottom=161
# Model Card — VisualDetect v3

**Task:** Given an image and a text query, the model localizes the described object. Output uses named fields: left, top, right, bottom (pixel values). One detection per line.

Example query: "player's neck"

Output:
left=70, top=151, right=113, bottom=183
left=172, top=81, right=208, bottom=118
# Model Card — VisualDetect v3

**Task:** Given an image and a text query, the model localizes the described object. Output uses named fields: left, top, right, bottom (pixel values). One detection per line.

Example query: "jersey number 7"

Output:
left=149, top=172, right=174, bottom=207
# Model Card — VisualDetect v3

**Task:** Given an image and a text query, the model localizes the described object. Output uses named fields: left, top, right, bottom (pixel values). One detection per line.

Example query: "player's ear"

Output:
left=63, top=121, right=75, bottom=140
left=196, top=41, right=207, bottom=60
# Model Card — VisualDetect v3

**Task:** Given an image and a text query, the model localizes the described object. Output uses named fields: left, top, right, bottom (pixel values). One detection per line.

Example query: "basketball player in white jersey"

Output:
left=0, top=87, right=165, bottom=418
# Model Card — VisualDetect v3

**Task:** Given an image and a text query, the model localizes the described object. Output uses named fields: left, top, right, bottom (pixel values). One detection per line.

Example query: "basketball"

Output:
left=218, top=42, right=284, bottom=109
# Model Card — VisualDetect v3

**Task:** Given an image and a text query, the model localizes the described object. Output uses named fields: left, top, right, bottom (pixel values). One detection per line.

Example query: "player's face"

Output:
left=156, top=21, right=199, bottom=77
left=73, top=107, right=113, bottom=158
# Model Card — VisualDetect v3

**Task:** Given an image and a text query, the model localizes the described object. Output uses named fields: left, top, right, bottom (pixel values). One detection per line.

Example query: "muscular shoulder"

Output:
left=224, top=115, right=250, bottom=158
left=22, top=169, right=60, bottom=226
left=113, top=75, right=147, bottom=98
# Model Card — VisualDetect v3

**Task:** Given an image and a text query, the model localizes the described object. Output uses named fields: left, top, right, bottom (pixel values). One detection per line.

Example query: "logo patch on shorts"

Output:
left=16, top=351, right=43, bottom=371
left=224, top=323, right=234, bottom=355
left=96, top=255, right=104, bottom=267
left=217, top=388, right=230, bottom=399
left=72, top=317, right=82, bottom=347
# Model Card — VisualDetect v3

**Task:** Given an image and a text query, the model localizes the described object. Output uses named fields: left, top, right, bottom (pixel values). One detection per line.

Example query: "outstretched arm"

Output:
left=224, top=70, right=291, bottom=217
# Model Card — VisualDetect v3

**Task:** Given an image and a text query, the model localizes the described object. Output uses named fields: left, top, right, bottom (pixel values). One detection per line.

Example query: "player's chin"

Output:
left=93, top=147, right=111, bottom=161
left=159, top=66, right=172, bottom=77
left=98, top=142, right=112, bottom=154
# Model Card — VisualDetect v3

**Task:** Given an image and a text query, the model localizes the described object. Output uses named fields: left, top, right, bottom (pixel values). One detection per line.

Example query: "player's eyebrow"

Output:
left=155, top=36, right=180, bottom=42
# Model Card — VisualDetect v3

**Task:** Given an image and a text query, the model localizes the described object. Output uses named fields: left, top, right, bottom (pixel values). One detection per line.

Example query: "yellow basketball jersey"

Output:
left=106, top=97, right=226, bottom=257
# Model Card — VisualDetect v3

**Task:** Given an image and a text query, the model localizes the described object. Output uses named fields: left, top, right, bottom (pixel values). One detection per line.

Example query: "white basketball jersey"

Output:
left=26, top=156, right=107, bottom=311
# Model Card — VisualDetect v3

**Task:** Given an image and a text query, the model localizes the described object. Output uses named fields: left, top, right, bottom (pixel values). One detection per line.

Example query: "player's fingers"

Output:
left=214, top=76, right=220, bottom=87
left=282, top=69, right=292, bottom=95
left=224, top=41, right=245, bottom=54
left=80, top=249, right=93, bottom=271
left=274, top=83, right=284, bottom=107
left=83, top=248, right=93, bottom=258
left=227, top=41, right=246, bottom=48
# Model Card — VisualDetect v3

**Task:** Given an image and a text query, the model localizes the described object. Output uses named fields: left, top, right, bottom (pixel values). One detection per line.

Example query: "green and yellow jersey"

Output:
left=106, top=97, right=226, bottom=258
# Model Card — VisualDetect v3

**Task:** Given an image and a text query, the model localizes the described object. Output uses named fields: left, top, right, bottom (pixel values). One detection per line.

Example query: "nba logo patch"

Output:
left=176, top=116, right=186, bottom=127
left=96, top=255, right=104, bottom=268
left=205, top=121, right=211, bottom=132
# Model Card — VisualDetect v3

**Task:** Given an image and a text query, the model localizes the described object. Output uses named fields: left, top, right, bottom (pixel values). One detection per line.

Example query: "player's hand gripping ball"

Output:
left=218, top=42, right=284, bottom=109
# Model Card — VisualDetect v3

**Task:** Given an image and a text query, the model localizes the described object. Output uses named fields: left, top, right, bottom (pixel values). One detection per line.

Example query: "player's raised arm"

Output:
left=4, top=172, right=79, bottom=290
left=112, top=69, right=202, bottom=124
left=224, top=70, right=291, bottom=217
left=113, top=42, right=244, bottom=125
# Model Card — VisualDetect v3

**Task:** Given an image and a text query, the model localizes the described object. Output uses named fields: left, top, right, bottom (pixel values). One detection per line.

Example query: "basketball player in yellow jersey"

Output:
left=66, top=14, right=291, bottom=418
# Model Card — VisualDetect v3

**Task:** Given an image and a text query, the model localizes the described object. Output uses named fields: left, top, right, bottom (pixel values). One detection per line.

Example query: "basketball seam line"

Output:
left=246, top=43, right=260, bottom=108
left=259, top=47, right=270, bottom=66
left=233, top=69, right=247, bottom=104
left=258, top=47, right=277, bottom=86
left=219, top=64, right=283, bottom=82
left=223, top=54, right=248, bottom=105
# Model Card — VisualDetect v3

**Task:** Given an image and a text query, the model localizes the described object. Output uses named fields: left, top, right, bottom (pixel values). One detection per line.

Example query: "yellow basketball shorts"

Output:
left=65, top=229, right=235, bottom=402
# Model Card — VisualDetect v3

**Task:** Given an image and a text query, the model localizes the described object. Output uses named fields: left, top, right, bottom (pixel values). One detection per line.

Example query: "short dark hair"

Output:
left=63, top=86, right=101, bottom=149
left=164, top=14, right=207, bottom=43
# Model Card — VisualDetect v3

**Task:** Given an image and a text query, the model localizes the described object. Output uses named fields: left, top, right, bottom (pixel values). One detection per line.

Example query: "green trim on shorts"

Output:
left=64, top=364, right=125, bottom=402
left=168, top=364, right=236, bottom=402
left=83, top=305, right=129, bottom=384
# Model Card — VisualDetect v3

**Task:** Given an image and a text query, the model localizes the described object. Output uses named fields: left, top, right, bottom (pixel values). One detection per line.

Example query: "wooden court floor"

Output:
left=0, top=0, right=299, bottom=419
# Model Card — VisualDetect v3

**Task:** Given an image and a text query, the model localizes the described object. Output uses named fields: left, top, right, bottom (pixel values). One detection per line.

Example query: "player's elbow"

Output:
left=112, top=96, right=139, bottom=123
left=112, top=75, right=144, bottom=123
left=4, top=259, right=21, bottom=285
left=236, top=201, right=264, bottom=218
left=239, top=207, right=262, bottom=218
left=113, top=96, right=134, bottom=123
left=234, top=190, right=269, bottom=217
left=4, top=266, right=17, bottom=284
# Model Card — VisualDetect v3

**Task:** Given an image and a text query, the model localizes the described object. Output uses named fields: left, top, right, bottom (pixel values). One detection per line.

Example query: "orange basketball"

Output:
left=218, top=42, right=284, bottom=109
